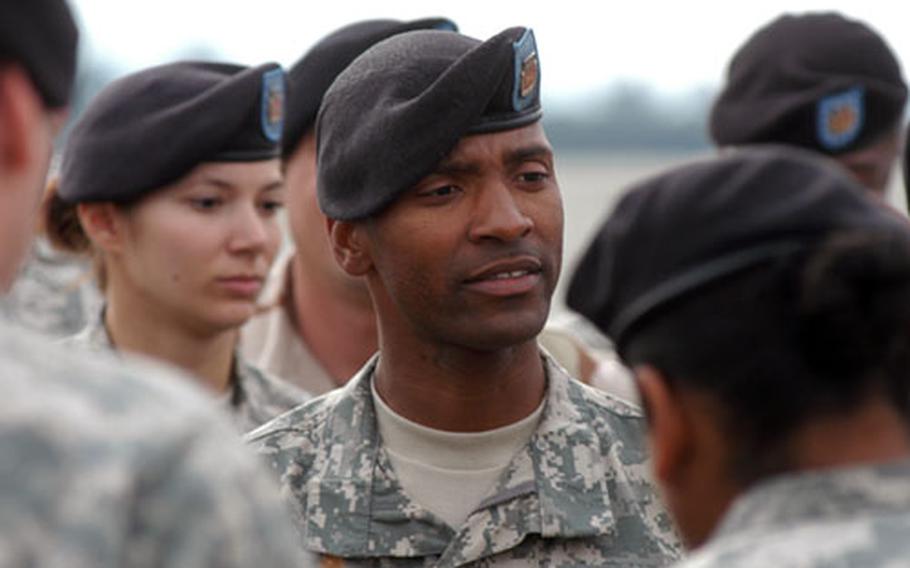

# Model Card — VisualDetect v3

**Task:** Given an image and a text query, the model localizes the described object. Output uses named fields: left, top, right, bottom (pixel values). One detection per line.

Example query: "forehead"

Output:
left=438, top=122, right=551, bottom=166
left=172, top=160, right=283, bottom=188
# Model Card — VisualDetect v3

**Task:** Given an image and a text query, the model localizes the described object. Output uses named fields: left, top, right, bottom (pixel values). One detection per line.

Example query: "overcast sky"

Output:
left=70, top=1, right=910, bottom=103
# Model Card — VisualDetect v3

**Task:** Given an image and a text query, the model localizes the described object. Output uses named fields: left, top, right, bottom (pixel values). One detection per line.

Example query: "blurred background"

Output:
left=66, top=0, right=910, bottom=313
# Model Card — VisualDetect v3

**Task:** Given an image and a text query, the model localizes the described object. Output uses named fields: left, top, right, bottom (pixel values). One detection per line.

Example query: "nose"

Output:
left=227, top=202, right=271, bottom=254
left=468, top=181, right=534, bottom=243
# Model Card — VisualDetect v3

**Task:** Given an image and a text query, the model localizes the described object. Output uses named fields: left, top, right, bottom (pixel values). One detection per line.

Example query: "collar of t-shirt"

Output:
left=371, top=378, right=545, bottom=528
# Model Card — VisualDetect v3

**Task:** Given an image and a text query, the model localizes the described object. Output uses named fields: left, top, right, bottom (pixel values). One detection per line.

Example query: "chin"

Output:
left=204, top=302, right=258, bottom=331
left=455, top=314, right=547, bottom=352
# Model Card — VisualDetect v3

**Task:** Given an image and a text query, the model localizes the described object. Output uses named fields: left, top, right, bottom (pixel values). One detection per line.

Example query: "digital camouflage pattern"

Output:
left=0, top=238, right=101, bottom=338
left=65, top=309, right=310, bottom=432
left=0, top=319, right=303, bottom=567
left=247, top=354, right=682, bottom=567
left=677, top=460, right=910, bottom=567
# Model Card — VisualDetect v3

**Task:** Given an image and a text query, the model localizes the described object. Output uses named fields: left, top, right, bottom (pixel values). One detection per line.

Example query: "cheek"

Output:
left=265, top=221, right=283, bottom=259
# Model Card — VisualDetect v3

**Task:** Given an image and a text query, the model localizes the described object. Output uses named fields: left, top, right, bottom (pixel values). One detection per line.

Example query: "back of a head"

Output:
left=710, top=13, right=907, bottom=158
left=0, top=0, right=78, bottom=290
left=0, top=0, right=78, bottom=110
left=282, top=17, right=457, bottom=158
left=568, top=146, right=910, bottom=482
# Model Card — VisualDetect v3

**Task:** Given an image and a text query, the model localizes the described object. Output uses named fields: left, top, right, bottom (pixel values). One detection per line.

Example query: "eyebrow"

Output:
left=431, top=143, right=554, bottom=177
left=198, top=177, right=284, bottom=192
left=502, top=144, right=553, bottom=168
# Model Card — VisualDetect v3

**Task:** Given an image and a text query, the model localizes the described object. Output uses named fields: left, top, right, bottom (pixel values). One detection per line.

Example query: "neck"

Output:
left=788, top=398, right=910, bottom=470
left=374, top=336, right=546, bottom=432
left=289, top=256, right=378, bottom=384
left=104, top=289, right=236, bottom=394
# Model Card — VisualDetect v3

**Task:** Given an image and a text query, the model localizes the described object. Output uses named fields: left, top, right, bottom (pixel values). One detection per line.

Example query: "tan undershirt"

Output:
left=371, top=379, right=544, bottom=528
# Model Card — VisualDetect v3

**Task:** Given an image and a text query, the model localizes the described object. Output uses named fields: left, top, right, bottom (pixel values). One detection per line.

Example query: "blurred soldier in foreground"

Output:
left=569, top=145, right=910, bottom=566
left=242, top=17, right=458, bottom=394
left=249, top=26, right=680, bottom=565
left=711, top=12, right=907, bottom=198
left=0, top=2, right=302, bottom=565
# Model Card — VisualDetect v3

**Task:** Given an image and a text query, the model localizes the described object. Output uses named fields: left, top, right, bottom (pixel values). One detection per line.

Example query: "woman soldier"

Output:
left=45, top=61, right=309, bottom=431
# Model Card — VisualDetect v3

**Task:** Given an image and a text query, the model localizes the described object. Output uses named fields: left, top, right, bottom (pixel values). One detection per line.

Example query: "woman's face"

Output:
left=113, top=160, right=284, bottom=333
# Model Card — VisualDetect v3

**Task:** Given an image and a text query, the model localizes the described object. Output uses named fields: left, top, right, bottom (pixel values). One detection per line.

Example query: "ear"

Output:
left=327, top=217, right=373, bottom=276
left=0, top=65, right=44, bottom=175
left=634, top=365, right=693, bottom=488
left=77, top=202, right=125, bottom=253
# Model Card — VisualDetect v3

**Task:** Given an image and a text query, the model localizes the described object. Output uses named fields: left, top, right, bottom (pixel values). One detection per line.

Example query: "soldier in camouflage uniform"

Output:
left=44, top=60, right=309, bottom=431
left=0, top=2, right=302, bottom=565
left=67, top=309, right=306, bottom=432
left=0, top=233, right=101, bottom=338
left=568, top=145, right=910, bottom=566
left=248, top=26, right=680, bottom=566
left=2, top=324, right=305, bottom=567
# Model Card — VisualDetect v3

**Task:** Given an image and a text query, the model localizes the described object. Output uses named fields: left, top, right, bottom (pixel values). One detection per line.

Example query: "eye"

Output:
left=515, top=165, right=551, bottom=190
left=258, top=199, right=285, bottom=215
left=416, top=184, right=463, bottom=203
left=519, top=171, right=548, bottom=183
left=188, top=196, right=222, bottom=211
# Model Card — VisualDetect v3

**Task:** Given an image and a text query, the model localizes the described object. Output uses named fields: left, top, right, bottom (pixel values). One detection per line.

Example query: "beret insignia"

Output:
left=261, top=68, right=285, bottom=143
left=512, top=29, right=539, bottom=111
left=816, top=86, right=864, bottom=151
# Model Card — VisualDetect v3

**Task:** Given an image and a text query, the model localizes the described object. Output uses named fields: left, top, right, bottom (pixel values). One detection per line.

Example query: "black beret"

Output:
left=59, top=61, right=285, bottom=203
left=0, top=0, right=78, bottom=108
left=317, top=26, right=543, bottom=220
left=283, top=17, right=457, bottom=158
left=567, top=145, right=910, bottom=350
left=710, top=13, right=907, bottom=156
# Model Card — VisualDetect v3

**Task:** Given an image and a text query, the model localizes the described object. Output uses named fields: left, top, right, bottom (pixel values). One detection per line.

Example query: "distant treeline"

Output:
left=543, top=82, right=715, bottom=152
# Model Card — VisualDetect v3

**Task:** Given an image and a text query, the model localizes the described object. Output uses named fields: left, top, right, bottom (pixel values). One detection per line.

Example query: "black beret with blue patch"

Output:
left=283, top=17, right=457, bottom=158
left=58, top=61, right=285, bottom=203
left=0, top=0, right=78, bottom=108
left=710, top=12, right=907, bottom=156
left=567, top=145, right=910, bottom=352
left=317, top=26, right=542, bottom=220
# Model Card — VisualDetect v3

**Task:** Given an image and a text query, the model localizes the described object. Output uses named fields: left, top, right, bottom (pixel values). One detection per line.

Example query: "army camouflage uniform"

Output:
left=677, top=460, right=910, bottom=567
left=66, top=309, right=310, bottom=432
left=0, top=319, right=303, bottom=567
left=0, top=237, right=101, bottom=338
left=247, top=354, right=682, bottom=567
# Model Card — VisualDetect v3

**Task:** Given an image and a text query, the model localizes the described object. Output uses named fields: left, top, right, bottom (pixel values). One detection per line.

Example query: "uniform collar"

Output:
left=709, top=459, right=910, bottom=545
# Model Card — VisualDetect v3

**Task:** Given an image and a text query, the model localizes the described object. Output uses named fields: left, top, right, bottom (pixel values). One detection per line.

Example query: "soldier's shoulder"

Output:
left=2, top=322, right=224, bottom=435
left=238, top=357, right=311, bottom=409
left=245, top=385, right=347, bottom=452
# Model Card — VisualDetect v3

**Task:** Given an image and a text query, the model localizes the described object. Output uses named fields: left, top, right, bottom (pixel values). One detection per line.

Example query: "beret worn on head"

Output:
left=283, top=17, right=457, bottom=158
left=0, top=0, right=78, bottom=108
left=567, top=145, right=910, bottom=350
left=710, top=12, right=907, bottom=156
left=58, top=61, right=285, bottom=203
left=317, top=26, right=543, bottom=220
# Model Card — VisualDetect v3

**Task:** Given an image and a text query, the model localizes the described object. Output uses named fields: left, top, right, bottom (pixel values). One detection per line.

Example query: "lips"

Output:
left=216, top=275, right=264, bottom=297
left=463, top=256, right=543, bottom=297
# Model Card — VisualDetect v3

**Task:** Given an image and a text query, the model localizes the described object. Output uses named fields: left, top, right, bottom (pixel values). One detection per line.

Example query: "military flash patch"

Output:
left=512, top=28, right=539, bottom=112
left=816, top=87, right=864, bottom=151
left=261, top=68, right=285, bottom=143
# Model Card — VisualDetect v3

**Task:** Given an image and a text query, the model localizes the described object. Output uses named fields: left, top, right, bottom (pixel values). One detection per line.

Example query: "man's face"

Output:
left=837, top=128, right=901, bottom=198
left=360, top=122, right=563, bottom=351
left=285, top=131, right=369, bottom=297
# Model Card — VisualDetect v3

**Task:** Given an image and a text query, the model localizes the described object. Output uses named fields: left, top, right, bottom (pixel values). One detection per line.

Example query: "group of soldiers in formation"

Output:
left=1, top=1, right=910, bottom=566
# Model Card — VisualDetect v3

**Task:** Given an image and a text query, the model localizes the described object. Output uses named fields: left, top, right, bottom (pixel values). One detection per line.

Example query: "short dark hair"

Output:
left=624, top=231, right=910, bottom=485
